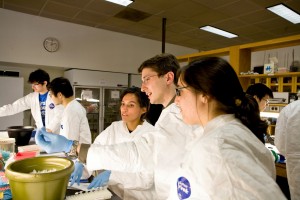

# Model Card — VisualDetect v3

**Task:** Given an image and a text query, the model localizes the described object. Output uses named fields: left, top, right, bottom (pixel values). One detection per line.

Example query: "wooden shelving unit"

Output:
left=239, top=72, right=300, bottom=93
left=177, top=34, right=300, bottom=91
left=177, top=34, right=300, bottom=138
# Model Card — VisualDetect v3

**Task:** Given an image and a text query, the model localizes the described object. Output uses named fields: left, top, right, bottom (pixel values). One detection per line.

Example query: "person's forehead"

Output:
left=141, top=68, right=157, bottom=76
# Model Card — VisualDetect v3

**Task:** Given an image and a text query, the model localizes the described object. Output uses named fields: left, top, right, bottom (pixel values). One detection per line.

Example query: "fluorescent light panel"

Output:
left=267, top=4, right=300, bottom=24
left=200, top=26, right=238, bottom=38
left=105, top=0, right=133, bottom=6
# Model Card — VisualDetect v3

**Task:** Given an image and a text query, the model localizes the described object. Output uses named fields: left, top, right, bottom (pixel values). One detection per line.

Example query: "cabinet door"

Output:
left=282, top=77, right=293, bottom=92
left=294, top=76, right=300, bottom=93
left=102, top=88, right=125, bottom=131
left=74, top=86, right=100, bottom=142
left=270, top=77, right=279, bottom=92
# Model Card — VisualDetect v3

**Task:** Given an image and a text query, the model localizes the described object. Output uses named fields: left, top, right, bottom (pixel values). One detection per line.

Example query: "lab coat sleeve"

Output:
left=274, top=106, right=288, bottom=156
left=86, top=134, right=154, bottom=173
left=0, top=94, right=32, bottom=116
left=274, top=100, right=300, bottom=200
left=47, top=104, right=63, bottom=133
left=93, top=125, right=113, bottom=145
left=109, top=170, right=154, bottom=190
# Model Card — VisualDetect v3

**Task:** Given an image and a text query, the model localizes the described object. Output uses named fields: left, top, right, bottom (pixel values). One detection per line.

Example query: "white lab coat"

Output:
left=275, top=100, right=300, bottom=200
left=167, top=114, right=286, bottom=200
left=93, top=120, right=156, bottom=200
left=0, top=92, right=63, bottom=133
left=60, top=99, right=91, bottom=144
left=87, top=103, right=201, bottom=200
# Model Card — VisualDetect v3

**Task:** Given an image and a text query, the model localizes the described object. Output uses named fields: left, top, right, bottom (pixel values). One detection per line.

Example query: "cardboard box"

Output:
left=264, top=63, right=275, bottom=74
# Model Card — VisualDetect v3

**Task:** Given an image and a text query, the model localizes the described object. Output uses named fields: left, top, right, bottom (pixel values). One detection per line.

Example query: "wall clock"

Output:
left=43, top=37, right=59, bottom=52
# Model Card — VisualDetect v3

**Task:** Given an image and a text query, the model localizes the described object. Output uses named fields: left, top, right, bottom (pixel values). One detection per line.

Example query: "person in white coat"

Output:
left=47, top=77, right=91, bottom=144
left=275, top=99, right=300, bottom=200
left=35, top=53, right=200, bottom=200
left=168, top=57, right=286, bottom=199
left=0, top=69, right=63, bottom=133
left=88, top=87, right=156, bottom=200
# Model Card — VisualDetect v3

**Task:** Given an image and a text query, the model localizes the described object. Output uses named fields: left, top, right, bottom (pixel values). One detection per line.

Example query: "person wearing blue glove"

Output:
left=69, top=161, right=84, bottom=186
left=47, top=77, right=91, bottom=144
left=35, top=127, right=73, bottom=154
left=36, top=87, right=157, bottom=200
left=87, top=170, right=111, bottom=189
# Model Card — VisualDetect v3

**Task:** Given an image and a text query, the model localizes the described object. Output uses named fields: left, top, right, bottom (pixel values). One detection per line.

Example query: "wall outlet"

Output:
left=270, top=106, right=279, bottom=112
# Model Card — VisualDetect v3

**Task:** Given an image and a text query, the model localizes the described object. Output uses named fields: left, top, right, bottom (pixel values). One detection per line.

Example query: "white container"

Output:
left=0, top=138, right=15, bottom=161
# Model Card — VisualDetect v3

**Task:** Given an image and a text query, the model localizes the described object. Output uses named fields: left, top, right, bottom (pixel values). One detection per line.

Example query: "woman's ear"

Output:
left=141, top=107, right=147, bottom=115
left=200, top=94, right=209, bottom=104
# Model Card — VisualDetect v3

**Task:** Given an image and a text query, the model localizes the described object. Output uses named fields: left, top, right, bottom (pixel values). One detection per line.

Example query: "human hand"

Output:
left=87, top=170, right=111, bottom=189
left=69, top=161, right=84, bottom=186
left=35, top=127, right=73, bottom=153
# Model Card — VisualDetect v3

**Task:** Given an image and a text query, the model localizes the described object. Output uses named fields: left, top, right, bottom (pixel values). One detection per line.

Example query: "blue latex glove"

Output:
left=69, top=161, right=84, bottom=186
left=35, top=127, right=73, bottom=153
left=87, top=170, right=111, bottom=189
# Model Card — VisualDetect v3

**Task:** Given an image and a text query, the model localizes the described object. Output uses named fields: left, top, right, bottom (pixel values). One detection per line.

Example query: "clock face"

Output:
left=43, top=37, right=59, bottom=52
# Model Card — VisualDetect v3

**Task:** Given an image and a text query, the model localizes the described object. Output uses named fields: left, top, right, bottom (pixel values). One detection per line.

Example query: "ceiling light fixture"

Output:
left=199, top=26, right=238, bottom=38
left=105, top=0, right=133, bottom=6
left=267, top=4, right=300, bottom=24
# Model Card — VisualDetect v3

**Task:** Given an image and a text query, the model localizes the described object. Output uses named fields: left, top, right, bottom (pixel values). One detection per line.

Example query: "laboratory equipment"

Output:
left=0, top=138, right=15, bottom=161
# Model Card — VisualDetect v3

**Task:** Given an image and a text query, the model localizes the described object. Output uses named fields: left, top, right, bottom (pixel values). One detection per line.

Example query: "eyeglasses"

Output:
left=175, top=86, right=188, bottom=96
left=262, top=98, right=270, bottom=104
left=31, top=83, right=40, bottom=86
left=142, top=74, right=158, bottom=84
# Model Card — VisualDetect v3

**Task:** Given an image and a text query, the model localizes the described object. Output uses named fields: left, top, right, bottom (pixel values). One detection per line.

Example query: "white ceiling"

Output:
left=1, top=0, right=300, bottom=51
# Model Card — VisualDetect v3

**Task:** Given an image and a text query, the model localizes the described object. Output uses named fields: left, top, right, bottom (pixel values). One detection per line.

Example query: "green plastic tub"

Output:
left=5, top=156, right=74, bottom=200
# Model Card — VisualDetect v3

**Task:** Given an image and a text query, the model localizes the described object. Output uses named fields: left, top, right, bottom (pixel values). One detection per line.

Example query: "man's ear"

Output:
left=166, top=72, right=174, bottom=84
left=57, top=92, right=63, bottom=98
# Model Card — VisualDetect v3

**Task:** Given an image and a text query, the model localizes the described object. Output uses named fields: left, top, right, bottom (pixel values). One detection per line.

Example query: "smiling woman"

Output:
left=79, top=87, right=157, bottom=200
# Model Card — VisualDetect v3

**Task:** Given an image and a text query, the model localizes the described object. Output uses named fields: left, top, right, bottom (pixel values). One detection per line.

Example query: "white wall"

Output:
left=251, top=46, right=300, bottom=70
left=0, top=8, right=197, bottom=74
left=0, top=77, right=24, bottom=130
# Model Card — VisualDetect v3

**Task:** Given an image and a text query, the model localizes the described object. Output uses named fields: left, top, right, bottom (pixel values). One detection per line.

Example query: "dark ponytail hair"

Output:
left=179, top=57, right=267, bottom=143
left=234, top=94, right=268, bottom=143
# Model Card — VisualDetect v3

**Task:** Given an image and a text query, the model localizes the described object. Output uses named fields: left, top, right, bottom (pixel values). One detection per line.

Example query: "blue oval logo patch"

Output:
left=177, top=176, right=191, bottom=200
left=49, top=103, right=55, bottom=109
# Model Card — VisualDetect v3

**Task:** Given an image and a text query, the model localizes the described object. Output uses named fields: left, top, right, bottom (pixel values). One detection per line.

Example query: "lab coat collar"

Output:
left=204, top=114, right=236, bottom=136
left=164, top=95, right=176, bottom=109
